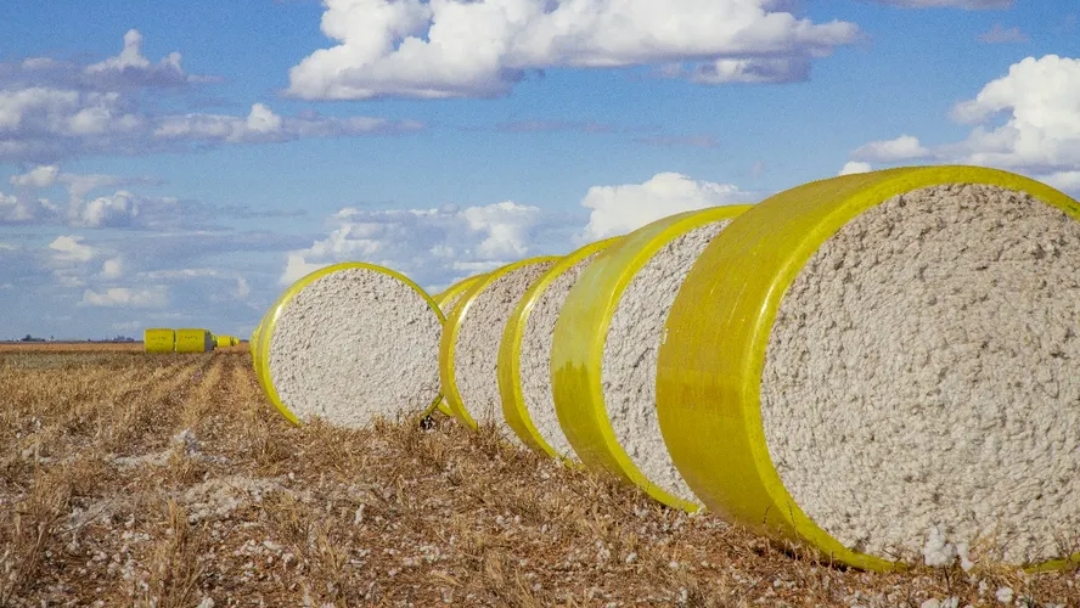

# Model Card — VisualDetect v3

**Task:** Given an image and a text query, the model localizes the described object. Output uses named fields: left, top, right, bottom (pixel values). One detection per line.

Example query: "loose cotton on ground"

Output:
left=261, top=264, right=444, bottom=429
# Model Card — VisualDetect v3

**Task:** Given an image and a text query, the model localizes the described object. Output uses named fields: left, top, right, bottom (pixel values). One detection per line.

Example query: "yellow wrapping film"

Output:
left=655, top=165, right=1080, bottom=572
left=252, top=312, right=272, bottom=387
left=143, top=328, right=175, bottom=353
left=550, top=205, right=753, bottom=512
left=434, top=274, right=486, bottom=312
left=255, top=262, right=446, bottom=427
left=498, top=237, right=622, bottom=458
left=430, top=274, right=487, bottom=417
left=440, top=256, right=560, bottom=430
left=249, top=320, right=262, bottom=358
left=175, top=328, right=214, bottom=353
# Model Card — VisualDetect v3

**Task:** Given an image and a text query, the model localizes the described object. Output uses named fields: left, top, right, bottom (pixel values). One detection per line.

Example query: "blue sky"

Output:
left=1, top=0, right=1078, bottom=340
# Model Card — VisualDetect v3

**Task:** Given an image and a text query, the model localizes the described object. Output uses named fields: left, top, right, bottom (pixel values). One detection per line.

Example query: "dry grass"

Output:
left=0, top=350, right=1076, bottom=607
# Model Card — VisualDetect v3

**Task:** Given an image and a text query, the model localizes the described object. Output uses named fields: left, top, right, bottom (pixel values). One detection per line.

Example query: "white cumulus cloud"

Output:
left=280, top=200, right=547, bottom=287
left=578, top=172, right=756, bottom=241
left=286, top=0, right=861, bottom=99
left=839, top=161, right=873, bottom=175
left=284, top=171, right=759, bottom=290
left=10, top=164, right=60, bottom=188
left=851, top=134, right=933, bottom=163
left=846, top=55, right=1080, bottom=195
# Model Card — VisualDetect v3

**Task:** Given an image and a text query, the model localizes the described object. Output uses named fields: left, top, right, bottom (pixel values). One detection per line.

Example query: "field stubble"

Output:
left=0, top=350, right=1075, bottom=607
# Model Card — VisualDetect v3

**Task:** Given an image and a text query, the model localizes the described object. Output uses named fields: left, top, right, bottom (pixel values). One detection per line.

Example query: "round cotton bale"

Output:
left=144, top=328, right=175, bottom=353
left=176, top=328, right=213, bottom=353
left=657, top=165, right=1080, bottom=571
left=441, top=256, right=560, bottom=437
left=256, top=262, right=445, bottom=428
left=499, top=238, right=621, bottom=460
left=430, top=274, right=487, bottom=417
left=551, top=205, right=753, bottom=512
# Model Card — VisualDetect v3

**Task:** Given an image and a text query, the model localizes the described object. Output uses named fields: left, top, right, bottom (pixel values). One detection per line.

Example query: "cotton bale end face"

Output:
left=656, top=165, right=1080, bottom=572
left=498, top=238, right=622, bottom=460
left=257, top=262, right=445, bottom=429
left=550, top=205, right=753, bottom=513
left=175, top=329, right=213, bottom=353
left=144, top=328, right=175, bottom=353
left=440, top=257, right=559, bottom=437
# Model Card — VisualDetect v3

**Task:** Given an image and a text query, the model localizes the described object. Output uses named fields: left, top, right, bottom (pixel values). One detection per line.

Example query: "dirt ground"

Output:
left=0, top=350, right=1076, bottom=607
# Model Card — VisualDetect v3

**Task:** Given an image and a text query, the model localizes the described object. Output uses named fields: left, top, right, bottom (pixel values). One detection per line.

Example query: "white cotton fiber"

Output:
left=761, top=184, right=1080, bottom=565
left=267, top=267, right=442, bottom=428
left=602, top=221, right=731, bottom=504
left=454, top=261, right=556, bottom=439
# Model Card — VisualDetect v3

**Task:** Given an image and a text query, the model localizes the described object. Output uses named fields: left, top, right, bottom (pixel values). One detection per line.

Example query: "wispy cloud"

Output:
left=0, top=31, right=424, bottom=163
left=635, top=134, right=720, bottom=149
left=978, top=24, right=1028, bottom=44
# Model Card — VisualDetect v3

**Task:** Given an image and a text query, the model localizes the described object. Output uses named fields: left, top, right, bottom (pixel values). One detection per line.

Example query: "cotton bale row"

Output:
left=253, top=262, right=445, bottom=429
left=653, top=165, right=1080, bottom=572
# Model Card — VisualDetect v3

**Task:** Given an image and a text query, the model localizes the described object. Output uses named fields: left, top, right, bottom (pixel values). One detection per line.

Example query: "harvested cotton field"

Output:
left=1, top=347, right=1077, bottom=607
left=658, top=167, right=1080, bottom=572
left=256, top=263, right=444, bottom=429
left=441, top=257, right=558, bottom=436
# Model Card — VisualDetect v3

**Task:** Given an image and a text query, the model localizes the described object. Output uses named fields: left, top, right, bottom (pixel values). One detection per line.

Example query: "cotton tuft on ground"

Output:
left=1, top=348, right=1077, bottom=607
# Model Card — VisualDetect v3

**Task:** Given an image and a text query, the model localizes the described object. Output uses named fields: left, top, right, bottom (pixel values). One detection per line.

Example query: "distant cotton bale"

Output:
left=213, top=334, right=238, bottom=349
left=551, top=205, right=752, bottom=513
left=255, top=262, right=445, bottom=428
left=175, top=329, right=214, bottom=353
left=143, top=328, right=175, bottom=353
left=441, top=257, right=559, bottom=439
left=657, top=166, right=1080, bottom=571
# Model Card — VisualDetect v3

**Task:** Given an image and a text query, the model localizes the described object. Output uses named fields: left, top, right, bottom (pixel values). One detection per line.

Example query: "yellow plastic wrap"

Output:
left=143, top=328, right=175, bottom=353
left=255, top=262, right=446, bottom=426
left=434, top=274, right=486, bottom=313
left=430, top=274, right=487, bottom=417
left=249, top=320, right=262, bottom=358
left=655, top=165, right=1080, bottom=572
left=498, top=238, right=622, bottom=458
left=550, top=205, right=752, bottom=512
left=440, top=256, right=560, bottom=430
left=175, top=328, right=214, bottom=353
